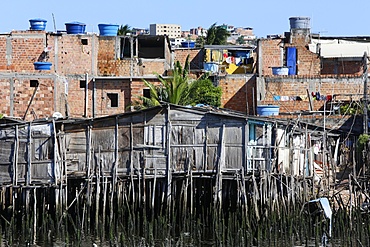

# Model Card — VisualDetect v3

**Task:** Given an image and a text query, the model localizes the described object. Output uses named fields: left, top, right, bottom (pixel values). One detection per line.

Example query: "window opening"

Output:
left=107, top=93, right=119, bottom=107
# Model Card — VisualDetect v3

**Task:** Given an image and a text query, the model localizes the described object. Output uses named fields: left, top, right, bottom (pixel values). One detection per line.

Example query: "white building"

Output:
left=150, top=24, right=182, bottom=38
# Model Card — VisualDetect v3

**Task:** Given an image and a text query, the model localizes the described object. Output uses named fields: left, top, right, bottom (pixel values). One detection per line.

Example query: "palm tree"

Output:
left=205, top=23, right=230, bottom=45
left=117, top=24, right=132, bottom=36
left=133, top=56, right=193, bottom=109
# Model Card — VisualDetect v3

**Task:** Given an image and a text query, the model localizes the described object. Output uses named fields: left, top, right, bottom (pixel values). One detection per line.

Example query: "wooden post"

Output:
left=166, top=104, right=172, bottom=213
left=84, top=73, right=89, bottom=118
left=110, top=117, right=119, bottom=226
left=151, top=168, right=157, bottom=217
left=52, top=119, right=58, bottom=185
left=12, top=125, right=19, bottom=217
left=130, top=122, right=135, bottom=208
left=33, top=188, right=37, bottom=244
left=13, top=125, right=19, bottom=186
left=363, top=52, right=368, bottom=177
left=86, top=123, right=93, bottom=206
left=27, top=122, right=32, bottom=186
left=95, top=146, right=101, bottom=232
left=363, top=52, right=368, bottom=135
left=214, top=123, right=225, bottom=213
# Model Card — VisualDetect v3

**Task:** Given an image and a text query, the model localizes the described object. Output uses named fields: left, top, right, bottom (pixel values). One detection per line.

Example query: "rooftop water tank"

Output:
left=29, top=18, right=47, bottom=31
left=65, top=22, right=86, bottom=34
left=181, top=41, right=195, bottom=48
left=289, top=17, right=310, bottom=29
left=98, top=24, right=119, bottom=36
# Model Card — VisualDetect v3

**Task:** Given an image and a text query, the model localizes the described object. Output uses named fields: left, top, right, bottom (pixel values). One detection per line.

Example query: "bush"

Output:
left=185, top=79, right=222, bottom=107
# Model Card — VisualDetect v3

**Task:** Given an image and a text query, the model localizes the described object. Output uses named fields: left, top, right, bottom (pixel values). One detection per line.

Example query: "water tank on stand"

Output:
left=289, top=17, right=310, bottom=29
left=289, top=17, right=310, bottom=36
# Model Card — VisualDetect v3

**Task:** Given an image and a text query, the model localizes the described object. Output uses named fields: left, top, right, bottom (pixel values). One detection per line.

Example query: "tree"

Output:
left=184, top=78, right=222, bottom=107
left=236, top=36, right=246, bottom=45
left=117, top=24, right=132, bottom=36
left=133, top=56, right=193, bottom=109
left=205, top=23, right=230, bottom=45
left=132, top=56, right=222, bottom=109
left=195, top=36, right=205, bottom=47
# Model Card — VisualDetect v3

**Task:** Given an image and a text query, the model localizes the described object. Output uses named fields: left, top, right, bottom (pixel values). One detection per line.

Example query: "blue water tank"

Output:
left=34, top=62, right=52, bottom=70
left=181, top=41, right=195, bottom=48
left=65, top=22, right=86, bottom=34
left=98, top=24, right=119, bottom=36
left=257, top=105, right=280, bottom=116
left=29, top=18, right=47, bottom=31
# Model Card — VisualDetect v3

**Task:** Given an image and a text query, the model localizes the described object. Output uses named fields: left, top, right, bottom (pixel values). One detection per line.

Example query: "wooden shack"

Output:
left=0, top=104, right=348, bottom=220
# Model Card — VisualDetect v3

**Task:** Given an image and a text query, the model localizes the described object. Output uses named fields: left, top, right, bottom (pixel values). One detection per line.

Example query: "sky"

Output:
left=2, top=0, right=370, bottom=38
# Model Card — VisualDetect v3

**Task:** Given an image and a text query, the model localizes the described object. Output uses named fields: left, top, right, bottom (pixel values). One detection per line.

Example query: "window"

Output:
left=30, top=80, right=39, bottom=87
left=143, top=89, right=151, bottom=107
left=143, top=88, right=151, bottom=98
left=81, top=39, right=88, bottom=45
left=80, top=80, right=86, bottom=88
left=107, top=93, right=118, bottom=107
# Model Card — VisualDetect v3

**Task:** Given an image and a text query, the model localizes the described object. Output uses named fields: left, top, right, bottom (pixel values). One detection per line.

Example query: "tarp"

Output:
left=286, top=47, right=297, bottom=75
left=309, top=38, right=370, bottom=58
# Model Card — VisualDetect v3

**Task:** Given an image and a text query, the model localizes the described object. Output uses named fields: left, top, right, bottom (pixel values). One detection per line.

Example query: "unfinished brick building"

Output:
left=0, top=23, right=258, bottom=121
left=0, top=27, right=175, bottom=120
left=257, top=17, right=370, bottom=116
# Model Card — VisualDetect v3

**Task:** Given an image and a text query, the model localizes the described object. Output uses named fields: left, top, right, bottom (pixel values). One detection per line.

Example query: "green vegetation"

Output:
left=339, top=102, right=364, bottom=115
left=133, top=56, right=222, bottom=109
left=117, top=24, right=132, bottom=36
left=184, top=78, right=222, bottom=107
left=205, top=23, right=230, bottom=45
left=0, top=113, right=3, bottom=119
left=236, top=36, right=246, bottom=45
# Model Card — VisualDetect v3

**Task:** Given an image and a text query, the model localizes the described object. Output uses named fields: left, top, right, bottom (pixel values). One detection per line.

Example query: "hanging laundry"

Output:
left=300, top=95, right=308, bottom=100
left=281, top=96, right=289, bottom=101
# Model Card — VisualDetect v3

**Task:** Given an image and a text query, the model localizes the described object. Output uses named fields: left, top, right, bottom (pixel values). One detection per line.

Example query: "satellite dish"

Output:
left=52, top=112, right=63, bottom=119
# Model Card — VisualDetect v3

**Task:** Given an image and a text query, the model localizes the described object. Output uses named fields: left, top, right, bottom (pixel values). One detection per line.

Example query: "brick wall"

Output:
left=259, top=36, right=320, bottom=76
left=0, top=36, right=10, bottom=71
left=0, top=31, right=49, bottom=72
left=173, top=48, right=204, bottom=70
left=219, top=75, right=256, bottom=114
left=260, top=75, right=364, bottom=113
left=321, top=58, right=363, bottom=76
left=53, top=34, right=97, bottom=75
left=259, top=39, right=282, bottom=75
left=97, top=36, right=171, bottom=77
left=0, top=76, right=67, bottom=121
left=288, top=36, right=321, bottom=75
left=93, top=79, right=130, bottom=117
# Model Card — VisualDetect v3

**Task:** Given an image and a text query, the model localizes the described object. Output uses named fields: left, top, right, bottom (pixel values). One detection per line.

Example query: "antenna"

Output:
left=52, top=13, right=57, bottom=33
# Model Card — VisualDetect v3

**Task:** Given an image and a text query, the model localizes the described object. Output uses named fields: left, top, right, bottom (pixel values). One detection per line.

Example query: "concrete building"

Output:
left=149, top=24, right=181, bottom=38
